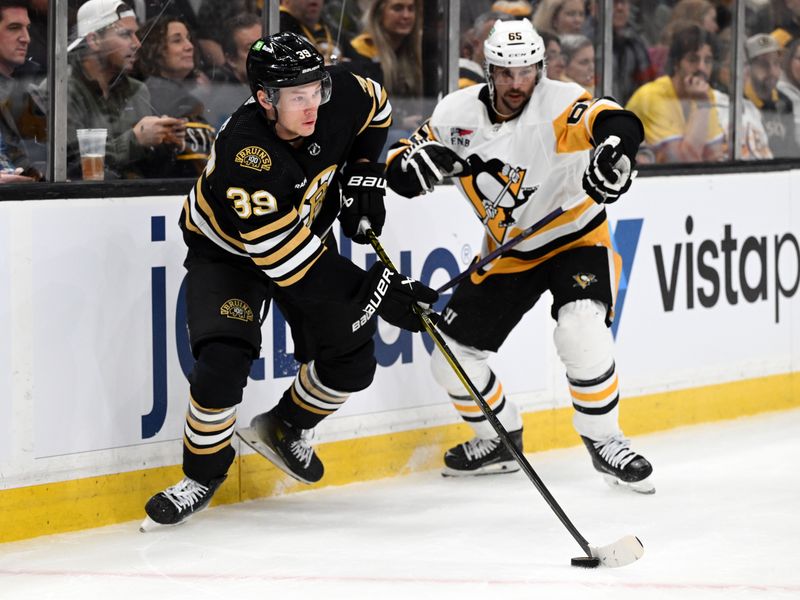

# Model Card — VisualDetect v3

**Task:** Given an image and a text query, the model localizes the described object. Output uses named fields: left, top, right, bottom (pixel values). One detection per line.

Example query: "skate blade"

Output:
left=236, top=427, right=314, bottom=485
left=589, top=535, right=644, bottom=568
left=441, top=461, right=520, bottom=478
left=602, top=473, right=656, bottom=494
left=139, top=515, right=184, bottom=533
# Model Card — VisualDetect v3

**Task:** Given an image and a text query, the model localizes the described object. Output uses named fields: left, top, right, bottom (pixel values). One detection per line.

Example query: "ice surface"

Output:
left=1, top=409, right=799, bottom=599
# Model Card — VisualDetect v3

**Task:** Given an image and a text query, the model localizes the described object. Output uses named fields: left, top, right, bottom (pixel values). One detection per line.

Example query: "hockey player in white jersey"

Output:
left=385, top=18, right=654, bottom=493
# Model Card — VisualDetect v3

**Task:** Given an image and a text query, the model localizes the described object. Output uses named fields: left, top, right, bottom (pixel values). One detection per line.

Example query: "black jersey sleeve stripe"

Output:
left=182, top=197, right=203, bottom=235
left=240, top=209, right=300, bottom=241
left=356, top=76, right=391, bottom=134
left=270, top=245, right=327, bottom=287
left=249, top=226, right=315, bottom=267
left=254, top=232, right=324, bottom=281
left=188, top=187, right=249, bottom=256
left=193, top=183, right=247, bottom=251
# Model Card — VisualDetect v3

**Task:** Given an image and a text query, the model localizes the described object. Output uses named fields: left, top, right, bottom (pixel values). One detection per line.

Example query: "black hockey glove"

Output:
left=339, top=162, right=387, bottom=244
left=582, top=135, right=637, bottom=204
left=400, top=140, right=471, bottom=194
left=355, top=262, right=439, bottom=333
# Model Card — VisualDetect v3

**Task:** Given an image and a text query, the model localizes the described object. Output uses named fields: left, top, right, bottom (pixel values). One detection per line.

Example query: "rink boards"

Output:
left=1, top=169, right=799, bottom=541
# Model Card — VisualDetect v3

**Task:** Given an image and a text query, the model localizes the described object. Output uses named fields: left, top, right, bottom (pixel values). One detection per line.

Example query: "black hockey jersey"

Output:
left=180, top=67, right=390, bottom=295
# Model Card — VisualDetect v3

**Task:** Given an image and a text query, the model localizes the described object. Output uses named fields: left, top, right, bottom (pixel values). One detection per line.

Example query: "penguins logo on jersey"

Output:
left=458, top=155, right=539, bottom=244
left=299, top=165, right=338, bottom=225
left=572, top=273, right=597, bottom=289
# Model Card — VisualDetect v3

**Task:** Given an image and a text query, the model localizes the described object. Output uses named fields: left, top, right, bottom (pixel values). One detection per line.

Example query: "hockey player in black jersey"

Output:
left=141, top=32, right=438, bottom=530
left=385, top=19, right=654, bottom=493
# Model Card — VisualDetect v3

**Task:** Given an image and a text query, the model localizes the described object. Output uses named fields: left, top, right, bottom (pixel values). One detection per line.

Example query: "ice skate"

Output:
left=581, top=435, right=655, bottom=494
left=237, top=410, right=323, bottom=484
left=140, top=475, right=226, bottom=531
left=442, top=429, right=523, bottom=477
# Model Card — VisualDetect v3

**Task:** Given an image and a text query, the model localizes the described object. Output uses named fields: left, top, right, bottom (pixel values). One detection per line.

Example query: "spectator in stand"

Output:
left=346, top=0, right=423, bottom=132
left=491, top=0, right=534, bottom=18
left=612, top=0, right=656, bottom=105
left=626, top=23, right=725, bottom=163
left=460, top=0, right=494, bottom=31
left=199, top=12, right=262, bottom=128
left=560, top=33, right=595, bottom=94
left=0, top=0, right=41, bottom=182
left=770, top=0, right=800, bottom=49
left=649, top=0, right=719, bottom=78
left=745, top=32, right=800, bottom=157
left=459, top=11, right=513, bottom=88
left=21, top=0, right=44, bottom=76
left=673, top=0, right=719, bottom=34
left=208, top=12, right=261, bottom=86
left=42, top=0, right=186, bottom=179
left=540, top=29, right=566, bottom=81
left=280, top=0, right=343, bottom=64
left=777, top=36, right=800, bottom=146
left=533, top=0, right=586, bottom=37
left=194, top=0, right=259, bottom=69
left=135, top=15, right=216, bottom=178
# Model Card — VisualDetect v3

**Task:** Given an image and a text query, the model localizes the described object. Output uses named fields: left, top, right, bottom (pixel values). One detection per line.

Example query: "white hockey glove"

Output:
left=582, top=135, right=637, bottom=204
left=400, top=140, right=471, bottom=193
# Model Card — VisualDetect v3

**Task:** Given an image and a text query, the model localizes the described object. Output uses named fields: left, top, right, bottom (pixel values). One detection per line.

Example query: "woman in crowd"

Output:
left=533, top=0, right=586, bottom=37
left=135, top=16, right=216, bottom=178
left=771, top=0, right=800, bottom=48
left=346, top=0, right=424, bottom=133
left=540, top=29, right=565, bottom=81
left=560, top=33, right=595, bottom=94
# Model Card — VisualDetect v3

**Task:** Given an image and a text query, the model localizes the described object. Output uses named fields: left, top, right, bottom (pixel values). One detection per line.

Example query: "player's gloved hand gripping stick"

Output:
left=359, top=219, right=644, bottom=569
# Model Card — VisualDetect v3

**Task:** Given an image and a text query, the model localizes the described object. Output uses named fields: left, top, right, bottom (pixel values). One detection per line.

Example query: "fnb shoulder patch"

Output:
left=220, top=298, right=254, bottom=322
left=235, top=146, right=272, bottom=172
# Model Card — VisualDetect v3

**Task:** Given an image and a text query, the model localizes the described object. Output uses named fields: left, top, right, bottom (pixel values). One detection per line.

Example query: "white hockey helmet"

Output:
left=483, top=18, right=545, bottom=69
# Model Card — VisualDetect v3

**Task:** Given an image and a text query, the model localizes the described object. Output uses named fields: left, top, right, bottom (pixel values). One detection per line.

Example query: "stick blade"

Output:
left=590, top=535, right=644, bottom=568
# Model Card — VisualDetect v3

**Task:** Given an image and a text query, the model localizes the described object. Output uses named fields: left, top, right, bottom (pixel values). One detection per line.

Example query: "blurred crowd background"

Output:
left=0, top=0, right=796, bottom=186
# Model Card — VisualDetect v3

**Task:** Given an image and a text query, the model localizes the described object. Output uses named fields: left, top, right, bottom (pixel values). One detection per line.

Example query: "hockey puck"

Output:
left=571, top=556, right=601, bottom=568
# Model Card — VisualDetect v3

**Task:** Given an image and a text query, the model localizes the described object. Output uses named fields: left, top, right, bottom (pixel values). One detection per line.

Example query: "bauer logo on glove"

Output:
left=582, top=135, right=637, bottom=204
left=339, top=162, right=387, bottom=244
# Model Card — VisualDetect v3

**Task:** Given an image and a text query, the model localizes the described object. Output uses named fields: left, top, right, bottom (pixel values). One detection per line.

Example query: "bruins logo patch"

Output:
left=573, top=273, right=597, bottom=289
left=235, top=146, right=272, bottom=172
left=220, top=299, right=254, bottom=322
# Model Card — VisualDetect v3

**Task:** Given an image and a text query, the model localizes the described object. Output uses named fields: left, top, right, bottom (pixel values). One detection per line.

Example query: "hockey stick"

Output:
left=364, top=225, right=643, bottom=568
left=437, top=198, right=584, bottom=294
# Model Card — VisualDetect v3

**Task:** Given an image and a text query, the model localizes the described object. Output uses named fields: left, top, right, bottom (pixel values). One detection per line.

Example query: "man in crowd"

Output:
left=626, top=23, right=725, bottom=163
left=744, top=32, right=800, bottom=158
left=0, top=0, right=40, bottom=183
left=48, top=0, right=186, bottom=178
left=280, top=0, right=342, bottom=64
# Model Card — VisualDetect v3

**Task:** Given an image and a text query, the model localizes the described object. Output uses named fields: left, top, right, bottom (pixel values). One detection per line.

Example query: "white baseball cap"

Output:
left=68, top=0, right=137, bottom=52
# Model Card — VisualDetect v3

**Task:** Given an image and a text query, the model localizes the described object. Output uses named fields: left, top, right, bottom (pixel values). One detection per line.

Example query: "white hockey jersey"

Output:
left=388, top=78, right=627, bottom=281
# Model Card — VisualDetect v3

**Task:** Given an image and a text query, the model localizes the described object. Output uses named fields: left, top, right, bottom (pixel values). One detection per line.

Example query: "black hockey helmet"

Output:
left=246, top=31, right=332, bottom=105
